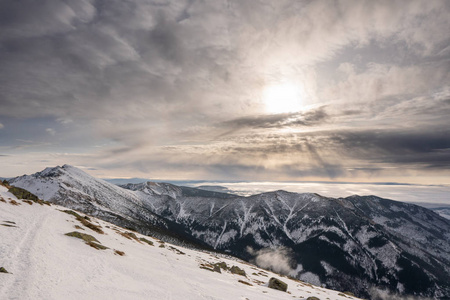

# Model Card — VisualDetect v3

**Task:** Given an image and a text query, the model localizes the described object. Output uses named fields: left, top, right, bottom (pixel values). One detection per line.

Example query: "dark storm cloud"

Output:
left=328, top=129, right=450, bottom=169
left=219, top=107, right=328, bottom=133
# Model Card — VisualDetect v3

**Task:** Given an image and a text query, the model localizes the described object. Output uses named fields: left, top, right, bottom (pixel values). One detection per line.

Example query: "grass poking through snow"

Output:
left=65, top=231, right=108, bottom=250
left=62, top=210, right=104, bottom=234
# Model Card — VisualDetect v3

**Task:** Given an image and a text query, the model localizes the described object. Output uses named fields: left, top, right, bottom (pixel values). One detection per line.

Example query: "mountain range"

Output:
left=1, top=182, right=359, bottom=300
left=9, top=165, right=450, bottom=299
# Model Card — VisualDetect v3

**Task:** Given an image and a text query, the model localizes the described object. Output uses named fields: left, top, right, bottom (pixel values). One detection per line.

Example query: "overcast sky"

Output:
left=1, top=0, right=449, bottom=184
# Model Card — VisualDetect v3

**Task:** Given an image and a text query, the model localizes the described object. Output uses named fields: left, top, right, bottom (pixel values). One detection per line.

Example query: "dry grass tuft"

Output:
left=65, top=231, right=99, bottom=243
left=238, top=280, right=253, bottom=286
left=114, top=250, right=125, bottom=256
left=65, top=231, right=108, bottom=250
left=22, top=200, right=33, bottom=205
left=139, top=238, right=154, bottom=246
left=168, top=246, right=185, bottom=255
left=9, top=200, right=20, bottom=206
left=118, top=231, right=141, bottom=242
left=62, top=210, right=104, bottom=234
left=199, top=266, right=215, bottom=272
left=87, top=241, right=108, bottom=250
left=1, top=224, right=17, bottom=227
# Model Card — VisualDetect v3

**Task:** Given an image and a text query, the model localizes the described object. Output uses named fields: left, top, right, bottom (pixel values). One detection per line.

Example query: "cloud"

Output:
left=321, top=62, right=450, bottom=106
left=369, top=286, right=432, bottom=300
left=218, top=107, right=329, bottom=136
left=0, top=0, right=449, bottom=182
left=247, top=246, right=296, bottom=275
left=46, top=128, right=56, bottom=136
left=0, top=123, right=4, bottom=129
left=0, top=0, right=96, bottom=40
left=1, top=0, right=449, bottom=120
left=327, top=129, right=450, bottom=169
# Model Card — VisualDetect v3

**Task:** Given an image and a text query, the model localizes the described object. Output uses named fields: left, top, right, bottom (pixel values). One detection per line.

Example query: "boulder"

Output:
left=230, top=265, right=246, bottom=276
left=268, top=277, right=288, bottom=292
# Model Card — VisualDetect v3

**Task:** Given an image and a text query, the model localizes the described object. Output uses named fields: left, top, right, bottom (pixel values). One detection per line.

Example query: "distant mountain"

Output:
left=432, top=207, right=450, bottom=220
left=413, top=202, right=450, bottom=220
left=103, top=177, right=151, bottom=185
left=9, top=165, right=450, bottom=299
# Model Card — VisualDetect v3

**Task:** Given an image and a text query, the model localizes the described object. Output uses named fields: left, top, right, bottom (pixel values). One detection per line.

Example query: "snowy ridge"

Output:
left=0, top=185, right=361, bottom=300
left=9, top=166, right=209, bottom=247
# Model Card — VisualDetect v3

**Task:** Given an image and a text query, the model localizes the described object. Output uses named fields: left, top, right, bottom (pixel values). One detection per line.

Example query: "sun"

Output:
left=262, top=81, right=303, bottom=114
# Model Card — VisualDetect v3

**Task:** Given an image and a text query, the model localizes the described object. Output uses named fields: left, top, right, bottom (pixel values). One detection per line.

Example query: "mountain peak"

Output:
left=38, top=165, right=65, bottom=177
left=36, top=164, right=91, bottom=179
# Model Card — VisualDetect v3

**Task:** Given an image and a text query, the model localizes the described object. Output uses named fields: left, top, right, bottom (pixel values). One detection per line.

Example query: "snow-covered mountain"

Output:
left=0, top=184, right=360, bottom=300
left=9, top=165, right=450, bottom=299
left=9, top=165, right=208, bottom=248
left=124, top=183, right=450, bottom=299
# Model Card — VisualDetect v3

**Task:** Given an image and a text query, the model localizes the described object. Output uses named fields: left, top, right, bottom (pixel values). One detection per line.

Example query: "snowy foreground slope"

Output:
left=9, top=165, right=450, bottom=299
left=0, top=185, right=360, bottom=300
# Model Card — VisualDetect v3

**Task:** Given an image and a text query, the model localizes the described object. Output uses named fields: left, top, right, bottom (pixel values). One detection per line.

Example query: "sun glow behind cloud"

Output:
left=0, top=0, right=450, bottom=184
left=262, top=81, right=304, bottom=114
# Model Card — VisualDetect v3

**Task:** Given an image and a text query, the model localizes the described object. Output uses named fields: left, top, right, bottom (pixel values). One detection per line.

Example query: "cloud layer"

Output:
left=0, top=0, right=449, bottom=183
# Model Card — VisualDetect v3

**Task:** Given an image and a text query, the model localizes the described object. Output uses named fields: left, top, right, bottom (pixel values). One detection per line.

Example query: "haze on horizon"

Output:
left=1, top=0, right=450, bottom=185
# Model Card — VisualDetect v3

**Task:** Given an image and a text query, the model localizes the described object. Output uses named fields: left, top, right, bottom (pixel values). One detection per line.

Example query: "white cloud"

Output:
left=247, top=247, right=295, bottom=275
left=46, top=128, right=56, bottom=136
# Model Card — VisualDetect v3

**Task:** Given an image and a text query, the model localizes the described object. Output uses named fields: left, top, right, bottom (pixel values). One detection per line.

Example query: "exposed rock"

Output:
left=214, top=261, right=228, bottom=270
left=230, top=265, right=246, bottom=276
left=213, top=265, right=221, bottom=273
left=268, top=277, right=288, bottom=292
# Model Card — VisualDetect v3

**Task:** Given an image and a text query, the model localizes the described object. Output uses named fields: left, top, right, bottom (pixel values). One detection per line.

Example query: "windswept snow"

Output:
left=0, top=185, right=361, bottom=300
left=7, top=165, right=450, bottom=298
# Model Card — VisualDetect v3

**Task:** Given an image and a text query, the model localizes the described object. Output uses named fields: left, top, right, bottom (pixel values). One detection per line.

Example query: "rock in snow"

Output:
left=268, top=277, right=288, bottom=292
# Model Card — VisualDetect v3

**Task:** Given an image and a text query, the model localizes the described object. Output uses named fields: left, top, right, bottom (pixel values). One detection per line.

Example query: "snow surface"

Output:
left=8, top=166, right=450, bottom=298
left=0, top=185, right=360, bottom=300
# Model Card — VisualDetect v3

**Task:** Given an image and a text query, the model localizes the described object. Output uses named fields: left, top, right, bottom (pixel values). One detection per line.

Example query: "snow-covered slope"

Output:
left=0, top=185, right=360, bottom=300
left=9, top=165, right=450, bottom=299
left=9, top=165, right=206, bottom=247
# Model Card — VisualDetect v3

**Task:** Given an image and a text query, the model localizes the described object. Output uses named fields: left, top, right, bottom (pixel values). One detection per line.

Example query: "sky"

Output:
left=1, top=0, right=450, bottom=185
